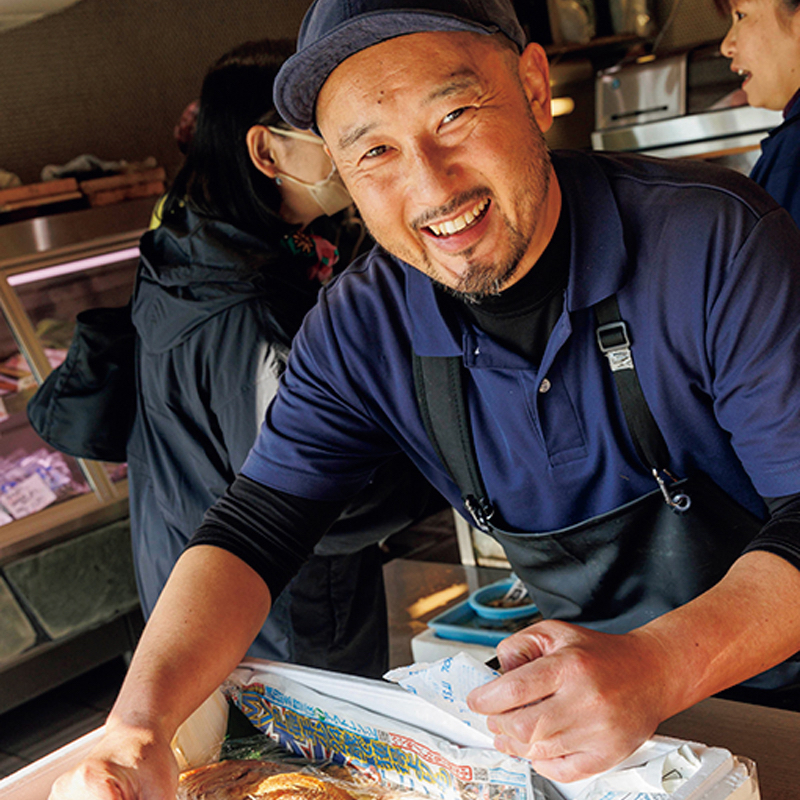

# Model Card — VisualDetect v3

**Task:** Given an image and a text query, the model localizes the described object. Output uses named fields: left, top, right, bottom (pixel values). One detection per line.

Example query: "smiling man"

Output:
left=50, top=1, right=800, bottom=798
left=314, top=31, right=559, bottom=297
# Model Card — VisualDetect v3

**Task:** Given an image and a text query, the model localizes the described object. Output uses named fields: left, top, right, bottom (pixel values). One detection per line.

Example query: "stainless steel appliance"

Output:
left=591, top=47, right=782, bottom=172
left=595, top=52, right=688, bottom=130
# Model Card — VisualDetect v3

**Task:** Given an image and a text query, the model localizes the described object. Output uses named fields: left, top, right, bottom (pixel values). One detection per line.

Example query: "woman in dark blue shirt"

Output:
left=718, top=0, right=800, bottom=224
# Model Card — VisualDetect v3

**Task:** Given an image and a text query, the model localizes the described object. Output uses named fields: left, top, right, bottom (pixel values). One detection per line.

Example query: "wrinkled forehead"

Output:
left=315, top=31, right=503, bottom=139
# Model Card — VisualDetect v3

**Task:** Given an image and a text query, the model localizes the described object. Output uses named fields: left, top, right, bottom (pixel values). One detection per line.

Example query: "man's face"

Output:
left=316, top=32, right=561, bottom=298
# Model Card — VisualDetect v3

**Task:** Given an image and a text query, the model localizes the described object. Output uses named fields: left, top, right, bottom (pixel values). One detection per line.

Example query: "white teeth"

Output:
left=428, top=198, right=489, bottom=237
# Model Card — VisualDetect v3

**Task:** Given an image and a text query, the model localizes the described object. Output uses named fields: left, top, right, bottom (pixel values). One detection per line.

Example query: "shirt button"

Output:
left=539, top=378, right=551, bottom=394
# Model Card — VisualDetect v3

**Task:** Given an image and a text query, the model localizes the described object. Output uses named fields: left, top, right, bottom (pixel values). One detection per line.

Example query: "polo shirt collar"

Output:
left=407, top=150, right=629, bottom=357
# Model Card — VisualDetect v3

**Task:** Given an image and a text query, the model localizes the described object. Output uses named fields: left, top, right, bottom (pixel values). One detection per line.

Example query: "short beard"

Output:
left=435, top=224, right=530, bottom=304
left=425, top=125, right=551, bottom=305
left=359, top=112, right=553, bottom=305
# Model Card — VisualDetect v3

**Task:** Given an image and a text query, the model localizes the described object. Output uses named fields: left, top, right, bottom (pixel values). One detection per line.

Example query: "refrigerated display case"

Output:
left=0, top=197, right=155, bottom=712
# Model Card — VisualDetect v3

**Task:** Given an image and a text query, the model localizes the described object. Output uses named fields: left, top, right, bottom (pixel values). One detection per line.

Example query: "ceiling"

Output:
left=0, top=0, right=81, bottom=32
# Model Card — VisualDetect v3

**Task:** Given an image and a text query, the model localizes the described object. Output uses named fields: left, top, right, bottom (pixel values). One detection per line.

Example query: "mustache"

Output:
left=410, top=188, right=491, bottom=232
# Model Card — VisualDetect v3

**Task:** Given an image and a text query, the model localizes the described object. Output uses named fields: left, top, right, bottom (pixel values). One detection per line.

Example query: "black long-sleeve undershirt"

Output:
left=188, top=474, right=347, bottom=600
left=188, top=474, right=800, bottom=601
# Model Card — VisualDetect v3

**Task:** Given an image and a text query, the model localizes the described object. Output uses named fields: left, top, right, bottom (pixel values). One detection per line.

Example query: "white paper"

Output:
left=570, top=742, right=702, bottom=800
left=384, top=651, right=500, bottom=736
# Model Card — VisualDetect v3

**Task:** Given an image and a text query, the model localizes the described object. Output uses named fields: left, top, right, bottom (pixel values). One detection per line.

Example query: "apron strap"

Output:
left=412, top=293, right=675, bottom=531
left=411, top=352, right=496, bottom=532
left=595, top=294, right=671, bottom=473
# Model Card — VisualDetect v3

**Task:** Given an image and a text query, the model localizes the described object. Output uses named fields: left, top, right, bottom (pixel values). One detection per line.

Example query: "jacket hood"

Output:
left=133, top=206, right=309, bottom=353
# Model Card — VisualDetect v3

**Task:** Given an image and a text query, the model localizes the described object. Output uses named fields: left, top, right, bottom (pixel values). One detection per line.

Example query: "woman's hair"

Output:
left=713, top=0, right=800, bottom=18
left=165, top=38, right=296, bottom=237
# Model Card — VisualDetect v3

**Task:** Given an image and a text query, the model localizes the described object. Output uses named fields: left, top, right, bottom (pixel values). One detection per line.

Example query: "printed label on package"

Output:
left=1, top=472, right=57, bottom=519
left=225, top=669, right=533, bottom=800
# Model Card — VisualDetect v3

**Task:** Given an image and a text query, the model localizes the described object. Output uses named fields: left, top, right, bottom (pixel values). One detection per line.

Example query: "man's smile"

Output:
left=425, top=197, right=491, bottom=237
left=418, top=196, right=497, bottom=257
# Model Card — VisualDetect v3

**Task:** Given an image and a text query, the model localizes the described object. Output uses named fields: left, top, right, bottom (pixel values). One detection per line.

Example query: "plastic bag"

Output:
left=0, top=447, right=88, bottom=521
left=177, top=734, right=427, bottom=800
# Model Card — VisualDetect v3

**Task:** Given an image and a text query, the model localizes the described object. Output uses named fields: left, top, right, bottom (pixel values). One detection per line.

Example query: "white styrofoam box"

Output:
left=0, top=727, right=103, bottom=800
left=0, top=661, right=760, bottom=800
left=0, top=689, right=227, bottom=800
left=411, top=627, right=497, bottom=664
left=235, top=661, right=759, bottom=800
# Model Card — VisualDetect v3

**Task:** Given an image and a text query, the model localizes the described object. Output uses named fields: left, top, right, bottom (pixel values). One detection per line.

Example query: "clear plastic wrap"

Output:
left=0, top=447, right=88, bottom=521
left=222, top=665, right=535, bottom=800
left=177, top=734, right=431, bottom=800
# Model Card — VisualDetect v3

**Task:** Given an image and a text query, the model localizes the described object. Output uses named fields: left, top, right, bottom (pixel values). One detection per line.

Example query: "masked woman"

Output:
left=127, top=39, right=433, bottom=677
left=718, top=0, right=800, bottom=224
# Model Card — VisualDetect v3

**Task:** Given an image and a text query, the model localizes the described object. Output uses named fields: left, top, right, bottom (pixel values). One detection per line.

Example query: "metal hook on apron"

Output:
left=653, top=468, right=692, bottom=512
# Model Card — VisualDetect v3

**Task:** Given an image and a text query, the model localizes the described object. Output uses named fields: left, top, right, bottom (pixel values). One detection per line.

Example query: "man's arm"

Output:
left=49, top=546, right=271, bottom=800
left=50, top=474, right=349, bottom=800
left=468, top=550, right=800, bottom=784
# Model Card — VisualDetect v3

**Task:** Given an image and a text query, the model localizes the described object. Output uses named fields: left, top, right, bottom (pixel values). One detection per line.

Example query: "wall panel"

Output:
left=0, top=0, right=311, bottom=185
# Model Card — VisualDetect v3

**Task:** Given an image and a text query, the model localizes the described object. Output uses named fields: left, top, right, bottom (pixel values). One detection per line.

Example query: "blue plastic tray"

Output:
left=428, top=596, right=542, bottom=646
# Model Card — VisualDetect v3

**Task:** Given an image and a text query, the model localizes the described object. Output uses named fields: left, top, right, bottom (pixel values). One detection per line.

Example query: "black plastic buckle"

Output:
left=596, top=320, right=631, bottom=354
left=464, top=495, right=495, bottom=533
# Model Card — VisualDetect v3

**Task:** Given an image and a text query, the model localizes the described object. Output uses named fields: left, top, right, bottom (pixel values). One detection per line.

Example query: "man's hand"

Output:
left=48, top=724, right=178, bottom=800
left=48, top=545, right=273, bottom=800
left=467, top=620, right=671, bottom=783
left=467, top=552, right=800, bottom=784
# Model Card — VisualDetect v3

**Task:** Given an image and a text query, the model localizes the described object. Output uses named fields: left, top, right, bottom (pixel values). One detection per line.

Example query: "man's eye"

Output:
left=733, top=9, right=745, bottom=20
left=363, top=144, right=389, bottom=160
left=442, top=107, right=467, bottom=126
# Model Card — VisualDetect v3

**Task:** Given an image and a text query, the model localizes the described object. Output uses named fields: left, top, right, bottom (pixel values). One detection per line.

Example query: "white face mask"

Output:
left=267, top=126, right=353, bottom=216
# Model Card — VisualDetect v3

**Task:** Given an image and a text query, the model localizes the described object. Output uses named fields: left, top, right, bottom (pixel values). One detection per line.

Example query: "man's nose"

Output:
left=405, top=141, right=459, bottom=206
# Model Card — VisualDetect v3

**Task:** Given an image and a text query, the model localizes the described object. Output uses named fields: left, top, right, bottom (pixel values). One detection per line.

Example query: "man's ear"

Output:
left=518, top=43, right=553, bottom=133
left=246, top=125, right=279, bottom=178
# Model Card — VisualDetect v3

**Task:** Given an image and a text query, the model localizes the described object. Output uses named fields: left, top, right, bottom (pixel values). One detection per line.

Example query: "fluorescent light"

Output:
left=552, top=96, right=576, bottom=117
left=7, top=247, right=140, bottom=286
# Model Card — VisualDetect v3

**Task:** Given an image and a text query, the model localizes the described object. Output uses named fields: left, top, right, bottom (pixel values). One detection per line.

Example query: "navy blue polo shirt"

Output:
left=242, top=150, right=800, bottom=533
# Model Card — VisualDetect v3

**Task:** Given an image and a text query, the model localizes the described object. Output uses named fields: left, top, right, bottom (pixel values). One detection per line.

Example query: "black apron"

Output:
left=413, top=295, right=800, bottom=693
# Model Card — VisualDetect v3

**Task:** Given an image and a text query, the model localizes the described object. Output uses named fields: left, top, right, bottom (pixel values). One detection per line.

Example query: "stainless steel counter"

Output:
left=383, top=558, right=800, bottom=800
left=0, top=196, right=153, bottom=272
left=592, top=104, right=782, bottom=160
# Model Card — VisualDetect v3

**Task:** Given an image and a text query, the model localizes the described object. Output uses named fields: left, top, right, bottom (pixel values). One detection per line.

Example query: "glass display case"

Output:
left=0, top=197, right=154, bottom=712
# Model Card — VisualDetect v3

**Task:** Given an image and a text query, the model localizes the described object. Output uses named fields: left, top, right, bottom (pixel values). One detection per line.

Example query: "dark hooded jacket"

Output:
left=127, top=205, right=429, bottom=669
left=128, top=205, right=308, bottom=616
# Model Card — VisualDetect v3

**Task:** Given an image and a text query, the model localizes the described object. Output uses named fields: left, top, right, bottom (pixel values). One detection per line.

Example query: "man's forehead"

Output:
left=331, top=74, right=481, bottom=150
left=317, top=32, right=490, bottom=141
